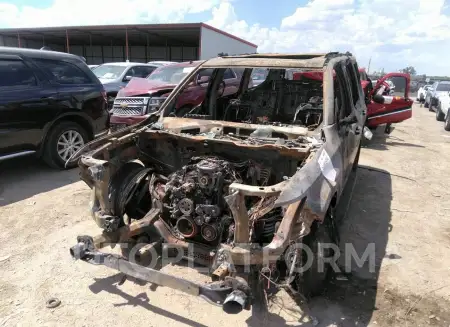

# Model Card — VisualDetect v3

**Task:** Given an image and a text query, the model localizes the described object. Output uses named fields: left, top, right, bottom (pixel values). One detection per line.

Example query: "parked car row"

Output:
left=419, top=80, right=450, bottom=130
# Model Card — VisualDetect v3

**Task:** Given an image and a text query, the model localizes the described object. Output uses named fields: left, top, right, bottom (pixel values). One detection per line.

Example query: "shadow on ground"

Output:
left=82, top=165, right=394, bottom=327
left=362, top=126, right=424, bottom=151
left=306, top=165, right=392, bottom=326
left=245, top=165, right=393, bottom=327
left=0, top=156, right=79, bottom=206
left=88, top=274, right=210, bottom=327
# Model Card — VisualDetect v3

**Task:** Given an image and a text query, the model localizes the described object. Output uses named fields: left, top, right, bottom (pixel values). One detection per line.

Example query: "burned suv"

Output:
left=69, top=53, right=366, bottom=315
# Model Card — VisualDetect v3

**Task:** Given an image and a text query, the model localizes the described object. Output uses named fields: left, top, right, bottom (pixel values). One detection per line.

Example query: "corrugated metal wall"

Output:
left=0, top=35, right=197, bottom=64
left=80, top=45, right=197, bottom=64
left=200, top=26, right=257, bottom=60
left=1, top=36, right=65, bottom=52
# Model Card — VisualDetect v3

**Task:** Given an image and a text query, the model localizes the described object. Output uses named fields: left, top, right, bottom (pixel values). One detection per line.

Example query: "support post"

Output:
left=165, top=38, right=169, bottom=61
left=17, top=32, right=21, bottom=48
left=198, top=27, right=202, bottom=60
left=65, top=29, right=70, bottom=53
left=125, top=27, right=129, bottom=61
left=145, top=34, right=149, bottom=62
left=89, top=34, right=92, bottom=62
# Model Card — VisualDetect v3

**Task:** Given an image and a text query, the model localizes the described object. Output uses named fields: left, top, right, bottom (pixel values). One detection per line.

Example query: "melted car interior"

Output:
left=165, top=67, right=325, bottom=131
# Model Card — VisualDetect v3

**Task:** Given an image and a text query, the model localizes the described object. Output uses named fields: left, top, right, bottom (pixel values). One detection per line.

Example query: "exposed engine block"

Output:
left=162, top=157, right=238, bottom=244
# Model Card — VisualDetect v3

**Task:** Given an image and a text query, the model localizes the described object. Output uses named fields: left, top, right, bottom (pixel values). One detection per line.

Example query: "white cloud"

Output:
left=281, top=0, right=354, bottom=29
left=1, top=0, right=450, bottom=75
left=206, top=0, right=450, bottom=75
left=0, top=0, right=220, bottom=27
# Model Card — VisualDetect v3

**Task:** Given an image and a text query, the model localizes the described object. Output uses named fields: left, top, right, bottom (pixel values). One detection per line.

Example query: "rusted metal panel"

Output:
left=202, top=56, right=326, bottom=69
left=93, top=208, right=161, bottom=249
left=224, top=191, right=249, bottom=243
left=160, top=117, right=309, bottom=137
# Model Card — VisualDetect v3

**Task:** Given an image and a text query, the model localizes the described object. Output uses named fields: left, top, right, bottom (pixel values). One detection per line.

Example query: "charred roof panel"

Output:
left=202, top=55, right=328, bottom=69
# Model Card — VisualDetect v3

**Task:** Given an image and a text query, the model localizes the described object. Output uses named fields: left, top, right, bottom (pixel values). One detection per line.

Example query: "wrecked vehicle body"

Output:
left=69, top=52, right=366, bottom=314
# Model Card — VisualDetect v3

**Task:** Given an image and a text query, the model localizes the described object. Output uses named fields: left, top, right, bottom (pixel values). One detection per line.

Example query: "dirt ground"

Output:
left=1, top=102, right=450, bottom=327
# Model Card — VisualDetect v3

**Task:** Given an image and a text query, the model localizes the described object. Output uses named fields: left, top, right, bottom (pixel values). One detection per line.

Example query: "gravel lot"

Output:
left=1, top=103, right=450, bottom=327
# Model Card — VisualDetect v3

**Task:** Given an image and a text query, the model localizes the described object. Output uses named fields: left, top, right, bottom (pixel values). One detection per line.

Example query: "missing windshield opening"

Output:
left=165, top=67, right=325, bottom=131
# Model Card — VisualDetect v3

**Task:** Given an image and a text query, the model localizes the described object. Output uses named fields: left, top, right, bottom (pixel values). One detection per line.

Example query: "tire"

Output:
left=424, top=99, right=429, bottom=108
left=42, top=121, right=89, bottom=169
left=429, top=98, right=434, bottom=112
left=436, top=103, right=445, bottom=121
left=107, top=94, right=117, bottom=110
left=445, top=111, right=450, bottom=131
left=385, top=123, right=392, bottom=134
left=293, top=208, right=336, bottom=298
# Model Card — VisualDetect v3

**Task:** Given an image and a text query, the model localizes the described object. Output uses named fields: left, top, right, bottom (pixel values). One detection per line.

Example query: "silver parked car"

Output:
left=92, top=62, right=159, bottom=108
left=147, top=60, right=178, bottom=67
left=425, top=81, right=450, bottom=109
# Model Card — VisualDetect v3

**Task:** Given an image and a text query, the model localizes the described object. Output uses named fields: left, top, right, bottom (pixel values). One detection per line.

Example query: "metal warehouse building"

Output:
left=0, top=23, right=257, bottom=64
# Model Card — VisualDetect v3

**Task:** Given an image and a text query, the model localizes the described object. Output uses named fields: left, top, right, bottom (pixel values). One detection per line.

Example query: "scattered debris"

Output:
left=45, top=298, right=61, bottom=309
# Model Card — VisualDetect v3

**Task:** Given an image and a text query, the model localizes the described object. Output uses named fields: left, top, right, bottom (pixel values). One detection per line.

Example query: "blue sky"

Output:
left=1, top=0, right=450, bottom=75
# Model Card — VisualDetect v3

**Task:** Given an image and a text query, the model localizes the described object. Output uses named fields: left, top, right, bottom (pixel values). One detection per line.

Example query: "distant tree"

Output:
left=400, top=66, right=417, bottom=76
left=218, top=52, right=229, bottom=57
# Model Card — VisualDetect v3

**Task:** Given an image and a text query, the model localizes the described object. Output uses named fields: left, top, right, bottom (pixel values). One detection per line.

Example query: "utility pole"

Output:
left=367, top=57, right=372, bottom=74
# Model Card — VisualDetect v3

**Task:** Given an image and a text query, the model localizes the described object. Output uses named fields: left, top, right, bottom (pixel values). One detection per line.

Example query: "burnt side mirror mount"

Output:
left=339, top=114, right=358, bottom=126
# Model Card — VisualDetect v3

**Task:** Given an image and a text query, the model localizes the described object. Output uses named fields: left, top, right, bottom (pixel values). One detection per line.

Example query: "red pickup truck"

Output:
left=109, top=61, right=243, bottom=131
left=363, top=72, right=413, bottom=131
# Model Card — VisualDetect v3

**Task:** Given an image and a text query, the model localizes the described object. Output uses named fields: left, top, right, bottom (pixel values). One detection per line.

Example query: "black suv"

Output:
left=0, top=47, right=109, bottom=169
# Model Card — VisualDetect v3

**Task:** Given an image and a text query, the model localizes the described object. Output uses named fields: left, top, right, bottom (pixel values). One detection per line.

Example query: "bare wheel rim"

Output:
left=56, top=130, right=84, bottom=161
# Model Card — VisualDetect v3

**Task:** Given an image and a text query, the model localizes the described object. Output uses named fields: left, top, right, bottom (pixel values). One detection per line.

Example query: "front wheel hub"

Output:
left=57, top=130, right=85, bottom=161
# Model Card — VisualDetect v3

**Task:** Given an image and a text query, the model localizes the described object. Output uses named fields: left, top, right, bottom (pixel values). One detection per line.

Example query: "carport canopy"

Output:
left=0, top=23, right=202, bottom=48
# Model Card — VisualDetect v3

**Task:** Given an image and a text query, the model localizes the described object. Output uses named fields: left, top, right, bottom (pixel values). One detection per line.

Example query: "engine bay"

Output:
left=125, top=133, right=309, bottom=248
left=155, top=157, right=281, bottom=246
